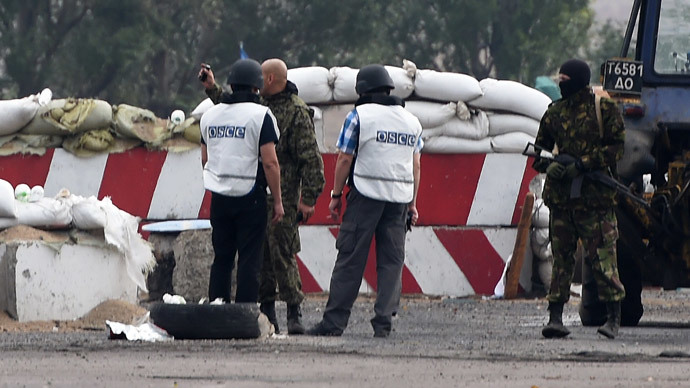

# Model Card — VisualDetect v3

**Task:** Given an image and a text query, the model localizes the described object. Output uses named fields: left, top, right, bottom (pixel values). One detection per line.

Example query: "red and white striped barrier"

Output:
left=0, top=148, right=537, bottom=296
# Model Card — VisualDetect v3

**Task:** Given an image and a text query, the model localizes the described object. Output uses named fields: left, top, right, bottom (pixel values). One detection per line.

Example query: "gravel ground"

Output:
left=1, top=289, right=689, bottom=387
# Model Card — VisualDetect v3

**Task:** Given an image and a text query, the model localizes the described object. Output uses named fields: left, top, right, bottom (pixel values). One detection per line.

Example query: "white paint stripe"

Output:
left=483, top=227, right=533, bottom=292
left=43, top=149, right=108, bottom=197
left=147, top=150, right=206, bottom=219
left=297, top=226, right=372, bottom=293
left=467, top=153, right=527, bottom=226
left=404, top=227, right=474, bottom=297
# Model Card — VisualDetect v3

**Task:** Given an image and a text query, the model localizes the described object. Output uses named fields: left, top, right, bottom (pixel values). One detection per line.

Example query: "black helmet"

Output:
left=355, top=64, right=395, bottom=95
left=226, top=59, right=263, bottom=90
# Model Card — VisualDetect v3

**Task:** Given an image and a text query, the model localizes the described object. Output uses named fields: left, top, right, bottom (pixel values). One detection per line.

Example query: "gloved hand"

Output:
left=546, top=162, right=566, bottom=179
left=564, top=162, right=581, bottom=179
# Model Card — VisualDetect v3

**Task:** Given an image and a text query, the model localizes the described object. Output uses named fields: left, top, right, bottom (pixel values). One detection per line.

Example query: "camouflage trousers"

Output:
left=259, top=210, right=305, bottom=305
left=547, top=207, right=626, bottom=303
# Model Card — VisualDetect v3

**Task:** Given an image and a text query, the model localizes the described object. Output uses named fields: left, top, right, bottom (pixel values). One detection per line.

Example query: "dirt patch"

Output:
left=0, top=299, right=147, bottom=333
left=0, top=225, right=70, bottom=244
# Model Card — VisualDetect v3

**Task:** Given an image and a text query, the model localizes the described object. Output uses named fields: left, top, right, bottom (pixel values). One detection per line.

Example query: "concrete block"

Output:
left=0, top=240, right=137, bottom=322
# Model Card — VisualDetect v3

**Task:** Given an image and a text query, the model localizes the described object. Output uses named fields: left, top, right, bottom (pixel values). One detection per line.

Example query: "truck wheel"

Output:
left=578, top=208, right=644, bottom=327
left=149, top=302, right=270, bottom=339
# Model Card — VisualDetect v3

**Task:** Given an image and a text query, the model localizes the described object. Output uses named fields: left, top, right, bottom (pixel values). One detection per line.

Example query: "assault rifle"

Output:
left=522, top=142, right=649, bottom=208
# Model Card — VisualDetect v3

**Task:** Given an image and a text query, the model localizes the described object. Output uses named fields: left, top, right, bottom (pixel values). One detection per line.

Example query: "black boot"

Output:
left=597, top=301, right=621, bottom=339
left=260, top=302, right=279, bottom=334
left=287, top=304, right=305, bottom=335
left=542, top=302, right=571, bottom=338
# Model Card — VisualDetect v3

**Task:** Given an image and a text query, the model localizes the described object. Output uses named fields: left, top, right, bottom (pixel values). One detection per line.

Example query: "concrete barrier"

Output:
left=0, top=232, right=137, bottom=322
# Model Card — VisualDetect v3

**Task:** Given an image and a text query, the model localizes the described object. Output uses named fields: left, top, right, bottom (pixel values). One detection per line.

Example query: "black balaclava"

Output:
left=558, top=59, right=591, bottom=99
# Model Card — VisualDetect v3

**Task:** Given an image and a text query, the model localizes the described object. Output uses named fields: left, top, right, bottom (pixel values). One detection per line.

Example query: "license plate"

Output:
left=603, top=59, right=643, bottom=94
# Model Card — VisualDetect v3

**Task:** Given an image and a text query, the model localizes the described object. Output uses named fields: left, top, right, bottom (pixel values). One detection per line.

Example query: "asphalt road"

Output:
left=1, top=289, right=689, bottom=387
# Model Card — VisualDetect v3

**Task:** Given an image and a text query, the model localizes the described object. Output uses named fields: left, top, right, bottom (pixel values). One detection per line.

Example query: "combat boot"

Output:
left=260, top=302, right=280, bottom=334
left=287, top=304, right=305, bottom=335
left=542, top=302, right=571, bottom=338
left=597, top=301, right=621, bottom=339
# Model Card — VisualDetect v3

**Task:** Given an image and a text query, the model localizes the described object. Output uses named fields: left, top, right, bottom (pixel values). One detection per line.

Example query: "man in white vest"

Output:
left=307, top=64, right=423, bottom=337
left=199, top=58, right=284, bottom=303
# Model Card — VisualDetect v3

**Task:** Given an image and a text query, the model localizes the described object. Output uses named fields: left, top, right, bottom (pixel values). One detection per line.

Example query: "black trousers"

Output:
left=208, top=189, right=267, bottom=303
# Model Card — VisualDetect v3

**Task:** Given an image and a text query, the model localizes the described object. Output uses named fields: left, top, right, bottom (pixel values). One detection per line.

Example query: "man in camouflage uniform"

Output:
left=200, top=59, right=325, bottom=335
left=532, top=59, right=626, bottom=339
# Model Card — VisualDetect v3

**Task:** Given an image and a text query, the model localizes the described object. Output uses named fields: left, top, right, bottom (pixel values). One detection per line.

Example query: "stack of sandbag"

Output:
left=0, top=180, right=71, bottom=230
left=0, top=89, right=200, bottom=156
left=531, top=198, right=553, bottom=288
left=279, top=60, right=551, bottom=154
left=0, top=178, right=156, bottom=291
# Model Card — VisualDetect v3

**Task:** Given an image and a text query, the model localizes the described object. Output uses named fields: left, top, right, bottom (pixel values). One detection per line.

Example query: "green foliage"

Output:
left=0, top=0, right=623, bottom=116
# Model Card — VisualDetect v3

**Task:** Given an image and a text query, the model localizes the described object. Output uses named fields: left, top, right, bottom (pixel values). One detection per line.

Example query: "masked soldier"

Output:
left=533, top=59, right=626, bottom=339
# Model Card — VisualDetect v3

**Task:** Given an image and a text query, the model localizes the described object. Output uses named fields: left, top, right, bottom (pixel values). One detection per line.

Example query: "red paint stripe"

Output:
left=0, top=149, right=55, bottom=188
left=327, top=226, right=422, bottom=293
left=434, top=228, right=505, bottom=295
left=98, top=148, right=167, bottom=219
left=416, top=154, right=485, bottom=226
left=197, top=190, right=212, bottom=219
left=401, top=264, right=423, bottom=294
left=511, top=157, right=538, bottom=225
left=296, top=255, right=323, bottom=293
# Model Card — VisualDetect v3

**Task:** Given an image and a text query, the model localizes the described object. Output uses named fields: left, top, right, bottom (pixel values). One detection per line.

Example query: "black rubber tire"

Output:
left=149, top=302, right=262, bottom=339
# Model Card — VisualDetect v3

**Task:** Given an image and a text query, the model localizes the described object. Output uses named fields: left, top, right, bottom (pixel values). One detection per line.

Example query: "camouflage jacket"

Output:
left=206, top=82, right=325, bottom=211
left=532, top=88, right=625, bottom=209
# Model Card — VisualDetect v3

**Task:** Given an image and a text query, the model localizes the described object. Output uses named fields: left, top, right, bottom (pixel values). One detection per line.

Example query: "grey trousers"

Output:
left=322, top=188, right=407, bottom=333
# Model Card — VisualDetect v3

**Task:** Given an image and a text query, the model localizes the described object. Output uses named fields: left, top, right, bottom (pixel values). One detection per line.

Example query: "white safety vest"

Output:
left=200, top=102, right=279, bottom=196
left=353, top=103, right=422, bottom=203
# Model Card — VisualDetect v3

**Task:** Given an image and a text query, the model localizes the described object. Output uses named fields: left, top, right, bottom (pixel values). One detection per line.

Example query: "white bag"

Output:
left=532, top=199, right=550, bottom=228
left=469, top=78, right=551, bottom=120
left=422, top=136, right=493, bottom=154
left=330, top=67, right=359, bottom=102
left=422, top=111, right=489, bottom=140
left=0, top=197, right=72, bottom=229
left=71, top=195, right=107, bottom=229
left=487, top=112, right=541, bottom=137
left=287, top=67, right=333, bottom=104
left=414, top=69, right=483, bottom=102
left=385, top=66, right=415, bottom=99
left=190, top=98, right=215, bottom=120
left=0, top=97, right=40, bottom=136
left=0, top=179, right=16, bottom=218
left=405, top=101, right=457, bottom=129
left=490, top=132, right=535, bottom=153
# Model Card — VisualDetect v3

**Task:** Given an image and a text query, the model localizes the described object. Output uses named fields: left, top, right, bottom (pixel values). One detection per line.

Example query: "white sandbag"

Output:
left=532, top=199, right=550, bottom=228
left=0, top=96, right=40, bottom=136
left=422, top=136, right=493, bottom=154
left=0, top=197, right=72, bottom=229
left=71, top=195, right=107, bottom=229
left=468, top=78, right=551, bottom=120
left=531, top=227, right=552, bottom=261
left=287, top=67, right=333, bottom=104
left=330, top=67, right=359, bottom=102
left=413, top=69, right=483, bottom=102
left=537, top=258, right=553, bottom=287
left=113, top=104, right=170, bottom=144
left=0, top=179, right=16, bottom=218
left=191, top=98, right=215, bottom=120
left=422, top=111, right=489, bottom=140
left=490, top=132, right=535, bottom=153
left=385, top=66, right=415, bottom=99
left=20, top=98, right=112, bottom=135
left=405, top=101, right=457, bottom=129
left=487, top=112, right=541, bottom=137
